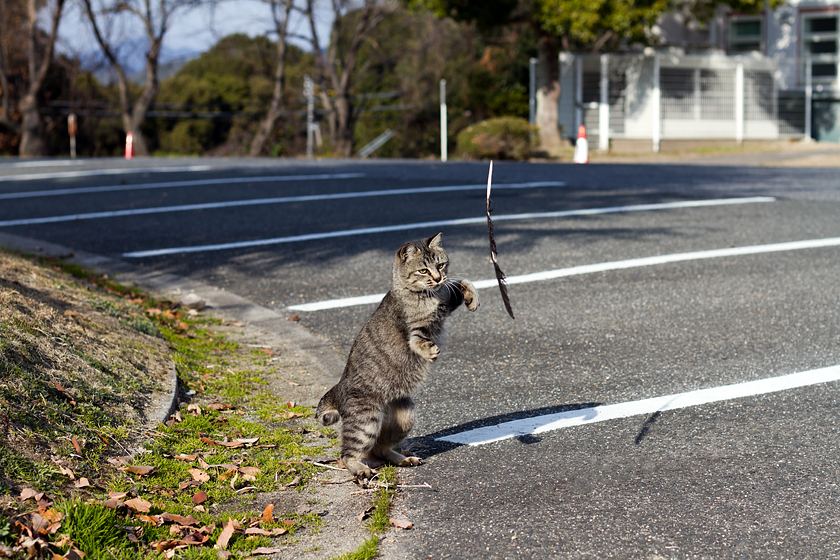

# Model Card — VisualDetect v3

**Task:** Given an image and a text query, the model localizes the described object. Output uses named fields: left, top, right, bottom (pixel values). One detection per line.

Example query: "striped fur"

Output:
left=316, top=232, right=479, bottom=478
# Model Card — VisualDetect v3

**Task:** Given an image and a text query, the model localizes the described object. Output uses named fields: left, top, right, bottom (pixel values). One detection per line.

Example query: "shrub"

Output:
left=456, top=117, right=536, bottom=160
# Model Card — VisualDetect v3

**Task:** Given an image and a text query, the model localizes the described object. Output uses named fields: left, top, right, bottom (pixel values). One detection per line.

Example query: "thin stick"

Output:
left=313, top=461, right=346, bottom=471
left=486, top=161, right=515, bottom=319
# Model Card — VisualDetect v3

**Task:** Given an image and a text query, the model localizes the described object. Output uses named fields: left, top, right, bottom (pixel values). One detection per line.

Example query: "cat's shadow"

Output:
left=407, top=402, right=602, bottom=459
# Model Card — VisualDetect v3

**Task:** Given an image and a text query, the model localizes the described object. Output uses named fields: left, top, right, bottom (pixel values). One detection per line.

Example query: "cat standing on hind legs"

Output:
left=316, top=232, right=479, bottom=479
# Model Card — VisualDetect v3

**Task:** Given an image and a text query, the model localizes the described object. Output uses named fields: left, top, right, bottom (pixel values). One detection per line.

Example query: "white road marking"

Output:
left=0, top=165, right=214, bottom=182
left=0, top=181, right=564, bottom=226
left=287, top=235, right=840, bottom=311
left=122, top=196, right=774, bottom=259
left=0, top=172, right=365, bottom=200
left=437, top=364, right=840, bottom=446
left=0, top=160, right=86, bottom=168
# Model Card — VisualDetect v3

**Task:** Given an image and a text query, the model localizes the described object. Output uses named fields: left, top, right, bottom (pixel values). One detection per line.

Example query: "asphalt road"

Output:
left=2, top=156, right=839, bottom=559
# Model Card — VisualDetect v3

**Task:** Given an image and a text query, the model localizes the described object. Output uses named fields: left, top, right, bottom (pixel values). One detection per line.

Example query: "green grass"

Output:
left=57, top=500, right=139, bottom=559
left=332, top=466, right=398, bottom=560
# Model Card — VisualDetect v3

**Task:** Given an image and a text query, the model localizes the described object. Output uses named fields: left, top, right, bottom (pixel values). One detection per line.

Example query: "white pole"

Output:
left=599, top=54, right=609, bottom=152
left=735, top=59, right=745, bottom=144
left=305, top=75, right=314, bottom=158
left=652, top=53, right=661, bottom=153
left=440, top=79, right=448, bottom=162
left=68, top=113, right=77, bottom=158
left=804, top=59, right=813, bottom=142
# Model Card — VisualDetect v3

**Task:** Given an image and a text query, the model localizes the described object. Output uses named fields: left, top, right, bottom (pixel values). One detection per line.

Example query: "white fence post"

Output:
left=804, top=59, right=813, bottom=142
left=599, top=54, right=609, bottom=152
left=440, top=79, right=448, bottom=161
left=653, top=52, right=661, bottom=153
left=735, top=59, right=745, bottom=144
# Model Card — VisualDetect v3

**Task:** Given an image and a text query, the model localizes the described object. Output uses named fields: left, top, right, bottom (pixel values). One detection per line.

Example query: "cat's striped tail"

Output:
left=316, top=387, right=341, bottom=426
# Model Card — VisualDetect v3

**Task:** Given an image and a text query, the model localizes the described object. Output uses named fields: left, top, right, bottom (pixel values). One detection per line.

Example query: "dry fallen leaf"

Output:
left=217, top=437, right=260, bottom=448
left=174, top=454, right=198, bottom=462
left=357, top=505, right=374, bottom=522
left=261, top=504, right=274, bottom=525
left=206, top=402, right=234, bottom=411
left=19, top=488, right=43, bottom=502
left=188, top=468, right=210, bottom=483
left=125, top=497, right=152, bottom=513
left=239, top=467, right=261, bottom=481
left=71, top=436, right=82, bottom=454
left=214, top=518, right=236, bottom=550
left=192, top=491, right=209, bottom=505
left=73, top=477, right=91, bottom=489
left=390, top=518, right=413, bottom=530
left=57, top=464, right=75, bottom=480
left=122, top=465, right=155, bottom=476
left=108, top=491, right=128, bottom=500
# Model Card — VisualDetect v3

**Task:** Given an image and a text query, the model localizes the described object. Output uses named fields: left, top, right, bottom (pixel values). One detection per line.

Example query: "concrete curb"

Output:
left=0, top=231, right=344, bottom=425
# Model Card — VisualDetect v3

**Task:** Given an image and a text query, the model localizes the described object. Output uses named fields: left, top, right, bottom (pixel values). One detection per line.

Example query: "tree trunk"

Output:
left=250, top=7, right=291, bottom=156
left=334, top=94, right=354, bottom=157
left=19, top=93, right=46, bottom=155
left=534, top=31, right=563, bottom=153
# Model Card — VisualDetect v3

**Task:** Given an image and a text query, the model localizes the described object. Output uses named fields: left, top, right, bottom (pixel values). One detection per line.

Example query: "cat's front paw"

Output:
left=460, top=280, right=479, bottom=311
left=420, top=342, right=440, bottom=362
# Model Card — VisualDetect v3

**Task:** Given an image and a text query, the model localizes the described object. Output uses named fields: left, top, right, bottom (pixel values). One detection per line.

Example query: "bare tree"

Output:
left=305, top=0, right=395, bottom=157
left=0, top=0, right=65, bottom=156
left=249, top=0, right=295, bottom=157
left=81, top=0, right=201, bottom=156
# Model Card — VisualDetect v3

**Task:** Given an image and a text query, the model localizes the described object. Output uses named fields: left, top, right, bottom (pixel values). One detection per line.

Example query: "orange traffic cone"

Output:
left=573, top=125, right=589, bottom=164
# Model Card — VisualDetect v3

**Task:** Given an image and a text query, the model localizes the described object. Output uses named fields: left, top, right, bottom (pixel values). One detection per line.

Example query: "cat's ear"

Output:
left=398, top=243, right=418, bottom=261
left=426, top=232, right=443, bottom=250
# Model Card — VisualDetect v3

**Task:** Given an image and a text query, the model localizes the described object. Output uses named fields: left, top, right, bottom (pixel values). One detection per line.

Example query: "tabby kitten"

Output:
left=316, top=232, right=479, bottom=478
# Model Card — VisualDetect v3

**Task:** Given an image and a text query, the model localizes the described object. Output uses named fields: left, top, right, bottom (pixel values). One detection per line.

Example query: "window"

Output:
left=728, top=16, right=763, bottom=53
left=801, top=12, right=839, bottom=83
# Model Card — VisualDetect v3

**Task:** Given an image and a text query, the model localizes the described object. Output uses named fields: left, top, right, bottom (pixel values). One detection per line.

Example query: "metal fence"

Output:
left=558, top=52, right=822, bottom=151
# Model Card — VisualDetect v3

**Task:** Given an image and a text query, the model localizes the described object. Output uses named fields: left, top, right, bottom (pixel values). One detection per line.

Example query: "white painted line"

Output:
left=0, top=160, right=86, bottom=168
left=0, top=172, right=365, bottom=200
left=122, top=196, right=774, bottom=259
left=0, top=165, right=214, bottom=182
left=288, top=235, right=840, bottom=311
left=0, top=181, right=564, bottom=226
left=437, top=364, right=840, bottom=446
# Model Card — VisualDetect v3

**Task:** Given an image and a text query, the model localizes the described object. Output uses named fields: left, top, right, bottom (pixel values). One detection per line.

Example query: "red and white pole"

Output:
left=125, top=131, right=134, bottom=159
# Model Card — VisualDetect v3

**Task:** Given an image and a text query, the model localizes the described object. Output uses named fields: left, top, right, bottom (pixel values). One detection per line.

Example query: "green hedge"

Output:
left=456, top=117, right=536, bottom=160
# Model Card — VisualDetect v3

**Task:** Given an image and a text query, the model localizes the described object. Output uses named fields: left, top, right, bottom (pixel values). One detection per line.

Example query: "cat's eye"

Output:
left=437, top=263, right=445, bottom=270
left=418, top=268, right=429, bottom=275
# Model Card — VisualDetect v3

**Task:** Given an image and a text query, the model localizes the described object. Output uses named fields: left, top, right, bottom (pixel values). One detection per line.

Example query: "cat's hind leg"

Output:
left=339, top=403, right=383, bottom=479
left=373, top=397, right=422, bottom=468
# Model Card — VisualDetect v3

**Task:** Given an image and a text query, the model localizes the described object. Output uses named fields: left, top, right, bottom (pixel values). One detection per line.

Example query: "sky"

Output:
left=56, top=0, right=333, bottom=67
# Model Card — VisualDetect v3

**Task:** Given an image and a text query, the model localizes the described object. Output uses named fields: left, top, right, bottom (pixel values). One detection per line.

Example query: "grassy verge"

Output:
left=0, top=249, right=348, bottom=558
left=337, top=466, right=398, bottom=560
